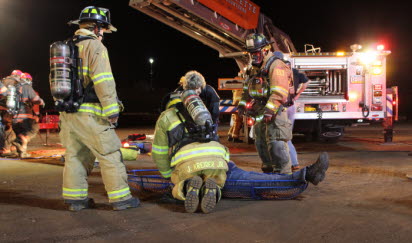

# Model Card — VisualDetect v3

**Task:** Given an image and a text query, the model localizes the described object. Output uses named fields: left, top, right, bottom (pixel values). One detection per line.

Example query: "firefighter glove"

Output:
left=40, top=99, right=45, bottom=108
left=263, top=108, right=275, bottom=123
left=237, top=106, right=246, bottom=118
left=117, top=99, right=125, bottom=112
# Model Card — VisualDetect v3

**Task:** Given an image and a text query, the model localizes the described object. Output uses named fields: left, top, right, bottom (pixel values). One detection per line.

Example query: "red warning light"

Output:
left=247, top=117, right=255, bottom=126
left=377, top=44, right=384, bottom=51
left=373, top=84, right=382, bottom=90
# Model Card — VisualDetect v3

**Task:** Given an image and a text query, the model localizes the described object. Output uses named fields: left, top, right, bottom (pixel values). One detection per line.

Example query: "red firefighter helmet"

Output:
left=11, top=70, right=23, bottom=76
left=21, top=72, right=33, bottom=81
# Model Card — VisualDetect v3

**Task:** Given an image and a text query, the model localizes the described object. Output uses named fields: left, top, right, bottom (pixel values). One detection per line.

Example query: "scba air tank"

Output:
left=6, top=85, right=17, bottom=110
left=50, top=41, right=72, bottom=100
left=181, top=90, right=212, bottom=126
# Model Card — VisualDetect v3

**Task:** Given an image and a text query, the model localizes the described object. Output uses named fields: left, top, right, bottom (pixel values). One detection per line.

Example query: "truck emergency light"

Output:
left=372, top=67, right=382, bottom=75
left=377, top=44, right=385, bottom=51
left=373, top=84, right=383, bottom=90
left=349, top=91, right=358, bottom=101
left=359, top=51, right=378, bottom=64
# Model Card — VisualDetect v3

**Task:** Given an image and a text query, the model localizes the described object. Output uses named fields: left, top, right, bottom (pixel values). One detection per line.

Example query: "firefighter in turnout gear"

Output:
left=58, top=6, right=139, bottom=211
left=152, top=71, right=229, bottom=214
left=11, top=72, right=44, bottom=158
left=0, top=71, right=20, bottom=155
left=238, top=33, right=294, bottom=174
left=0, top=71, right=44, bottom=157
left=227, top=88, right=243, bottom=143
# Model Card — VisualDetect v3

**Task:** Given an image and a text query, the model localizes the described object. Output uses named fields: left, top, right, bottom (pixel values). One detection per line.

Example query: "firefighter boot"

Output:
left=112, top=197, right=140, bottom=211
left=66, top=198, right=96, bottom=212
left=184, top=176, right=203, bottom=213
left=305, top=152, right=329, bottom=185
left=261, top=164, right=274, bottom=173
left=19, top=151, right=31, bottom=158
left=11, top=141, right=23, bottom=155
left=200, top=178, right=221, bottom=214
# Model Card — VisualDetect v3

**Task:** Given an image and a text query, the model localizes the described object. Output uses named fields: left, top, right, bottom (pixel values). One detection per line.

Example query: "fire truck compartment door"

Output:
left=294, top=57, right=348, bottom=70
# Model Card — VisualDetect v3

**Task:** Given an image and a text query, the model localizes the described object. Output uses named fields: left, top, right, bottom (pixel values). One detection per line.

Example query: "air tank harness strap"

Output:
left=71, top=35, right=99, bottom=104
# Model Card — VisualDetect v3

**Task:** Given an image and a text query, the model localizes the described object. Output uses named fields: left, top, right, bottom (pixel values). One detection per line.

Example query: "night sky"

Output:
left=0, top=0, right=410, bottom=117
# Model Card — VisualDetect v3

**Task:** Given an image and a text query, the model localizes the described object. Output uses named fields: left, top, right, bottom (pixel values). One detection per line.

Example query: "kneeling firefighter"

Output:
left=50, top=6, right=139, bottom=211
left=238, top=33, right=294, bottom=174
left=152, top=71, right=229, bottom=214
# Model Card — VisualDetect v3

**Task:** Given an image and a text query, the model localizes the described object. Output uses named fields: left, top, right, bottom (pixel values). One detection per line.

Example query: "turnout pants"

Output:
left=60, top=112, right=132, bottom=203
left=254, top=110, right=293, bottom=174
left=12, top=119, right=39, bottom=154
left=1, top=111, right=16, bottom=152
left=228, top=113, right=243, bottom=139
left=171, top=160, right=228, bottom=201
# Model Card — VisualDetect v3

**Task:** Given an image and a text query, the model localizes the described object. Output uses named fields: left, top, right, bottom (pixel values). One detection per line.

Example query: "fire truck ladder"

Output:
left=129, top=0, right=296, bottom=69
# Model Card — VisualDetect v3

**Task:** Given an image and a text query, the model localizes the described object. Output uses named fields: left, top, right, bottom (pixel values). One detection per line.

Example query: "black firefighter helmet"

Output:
left=69, top=6, right=117, bottom=32
left=245, top=33, right=272, bottom=52
left=245, top=33, right=273, bottom=66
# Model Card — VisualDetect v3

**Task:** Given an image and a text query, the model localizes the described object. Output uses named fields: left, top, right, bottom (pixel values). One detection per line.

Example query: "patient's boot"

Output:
left=305, top=152, right=329, bottom=185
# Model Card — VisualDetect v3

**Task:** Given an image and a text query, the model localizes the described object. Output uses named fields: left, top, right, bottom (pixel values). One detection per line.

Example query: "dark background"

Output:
left=0, top=0, right=410, bottom=118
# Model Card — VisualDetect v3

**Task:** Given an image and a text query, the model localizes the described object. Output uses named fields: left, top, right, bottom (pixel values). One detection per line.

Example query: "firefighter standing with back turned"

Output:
left=53, top=6, right=139, bottom=211
left=238, top=33, right=294, bottom=174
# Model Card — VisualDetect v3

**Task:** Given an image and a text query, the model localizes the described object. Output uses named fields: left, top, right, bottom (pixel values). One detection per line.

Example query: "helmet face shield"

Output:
left=250, top=50, right=264, bottom=67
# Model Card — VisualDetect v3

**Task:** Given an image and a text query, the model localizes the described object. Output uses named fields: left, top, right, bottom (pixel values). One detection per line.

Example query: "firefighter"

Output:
left=0, top=70, right=42, bottom=157
left=161, top=71, right=220, bottom=125
left=59, top=6, right=139, bottom=211
left=227, top=88, right=243, bottom=143
left=8, top=72, right=44, bottom=158
left=0, top=70, right=21, bottom=155
left=152, top=71, right=229, bottom=213
left=238, top=33, right=293, bottom=174
left=284, top=61, right=310, bottom=171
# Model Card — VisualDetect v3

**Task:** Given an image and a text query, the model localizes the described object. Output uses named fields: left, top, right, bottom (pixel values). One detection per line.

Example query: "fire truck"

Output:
left=129, top=0, right=398, bottom=142
left=289, top=44, right=397, bottom=142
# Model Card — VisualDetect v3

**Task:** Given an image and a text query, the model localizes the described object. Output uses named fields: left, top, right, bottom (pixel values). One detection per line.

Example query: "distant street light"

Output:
left=149, top=58, right=154, bottom=90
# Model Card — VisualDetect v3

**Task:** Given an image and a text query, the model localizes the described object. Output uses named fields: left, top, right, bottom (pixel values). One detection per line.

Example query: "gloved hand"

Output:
left=117, top=99, right=125, bottom=112
left=284, top=100, right=294, bottom=107
left=108, top=116, right=119, bottom=126
left=263, top=108, right=274, bottom=123
left=39, top=99, right=45, bottom=108
left=263, top=113, right=273, bottom=123
left=237, top=106, right=246, bottom=118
